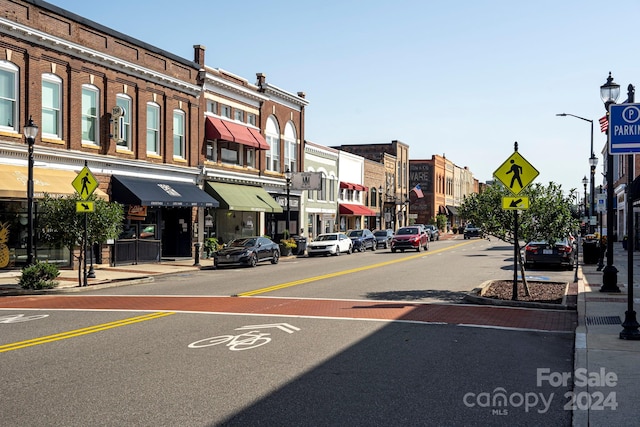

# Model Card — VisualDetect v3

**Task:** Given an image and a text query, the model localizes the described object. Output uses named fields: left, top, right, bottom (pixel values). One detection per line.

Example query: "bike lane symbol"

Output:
left=188, top=323, right=300, bottom=351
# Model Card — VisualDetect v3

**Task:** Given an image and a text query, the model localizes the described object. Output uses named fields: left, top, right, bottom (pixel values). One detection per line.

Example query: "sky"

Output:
left=48, top=0, right=640, bottom=196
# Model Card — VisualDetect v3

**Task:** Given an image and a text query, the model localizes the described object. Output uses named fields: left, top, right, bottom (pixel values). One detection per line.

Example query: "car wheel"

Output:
left=416, top=244, right=422, bottom=252
left=271, top=251, right=279, bottom=264
left=371, top=242, right=376, bottom=251
left=391, top=248, right=396, bottom=253
left=335, top=248, right=341, bottom=256
left=384, top=242, right=388, bottom=249
left=248, top=253, right=258, bottom=267
left=347, top=245, right=352, bottom=254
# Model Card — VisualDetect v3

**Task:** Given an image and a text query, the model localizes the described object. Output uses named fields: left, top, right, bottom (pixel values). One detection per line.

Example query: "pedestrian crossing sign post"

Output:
left=72, top=166, right=98, bottom=200
left=493, top=151, right=539, bottom=195
left=502, top=196, right=530, bottom=210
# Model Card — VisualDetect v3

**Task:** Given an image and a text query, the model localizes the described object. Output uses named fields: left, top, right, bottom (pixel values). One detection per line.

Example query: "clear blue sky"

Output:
left=49, top=0, right=640, bottom=196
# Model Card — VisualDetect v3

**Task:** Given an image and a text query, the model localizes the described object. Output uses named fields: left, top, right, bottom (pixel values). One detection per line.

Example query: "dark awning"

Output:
left=205, top=181, right=282, bottom=213
left=446, top=205, right=459, bottom=215
left=339, top=203, right=376, bottom=216
left=111, top=175, right=219, bottom=207
left=205, top=117, right=270, bottom=150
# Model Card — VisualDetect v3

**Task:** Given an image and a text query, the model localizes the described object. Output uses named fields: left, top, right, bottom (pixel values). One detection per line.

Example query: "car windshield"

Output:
left=348, top=230, right=363, bottom=237
left=374, top=231, right=387, bottom=237
left=229, top=238, right=256, bottom=247
left=397, top=227, right=418, bottom=235
left=316, top=234, right=337, bottom=241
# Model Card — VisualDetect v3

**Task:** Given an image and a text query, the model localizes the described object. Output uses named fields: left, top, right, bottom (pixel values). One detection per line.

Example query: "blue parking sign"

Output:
left=609, top=103, right=640, bottom=154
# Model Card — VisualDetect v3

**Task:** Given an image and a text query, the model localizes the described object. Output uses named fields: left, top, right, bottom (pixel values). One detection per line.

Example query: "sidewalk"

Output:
left=574, top=242, right=640, bottom=426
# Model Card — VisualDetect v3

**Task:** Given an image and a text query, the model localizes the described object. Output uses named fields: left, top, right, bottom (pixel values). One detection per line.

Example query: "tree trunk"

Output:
left=516, top=242, right=531, bottom=296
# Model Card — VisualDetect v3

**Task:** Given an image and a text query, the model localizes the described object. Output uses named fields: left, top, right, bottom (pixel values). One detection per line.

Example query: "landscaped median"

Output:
left=465, top=280, right=576, bottom=310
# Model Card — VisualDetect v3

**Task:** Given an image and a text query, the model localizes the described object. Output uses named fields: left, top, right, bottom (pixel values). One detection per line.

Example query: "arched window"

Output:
left=265, top=116, right=280, bottom=172
left=284, top=121, right=297, bottom=172
left=116, top=94, right=132, bottom=150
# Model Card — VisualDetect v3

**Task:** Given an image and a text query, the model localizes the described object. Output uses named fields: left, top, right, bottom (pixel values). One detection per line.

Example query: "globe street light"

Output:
left=599, top=72, right=621, bottom=293
left=23, top=116, right=39, bottom=266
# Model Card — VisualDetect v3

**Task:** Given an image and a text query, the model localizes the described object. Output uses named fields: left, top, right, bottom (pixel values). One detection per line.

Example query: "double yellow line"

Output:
left=0, top=311, right=174, bottom=353
left=239, top=240, right=475, bottom=296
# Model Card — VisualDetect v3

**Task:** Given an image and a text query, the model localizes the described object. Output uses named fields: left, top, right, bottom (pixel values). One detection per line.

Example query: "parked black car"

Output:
left=347, top=229, right=377, bottom=252
left=213, top=236, right=280, bottom=268
left=373, top=229, right=394, bottom=249
left=523, top=239, right=575, bottom=270
left=463, top=223, right=481, bottom=239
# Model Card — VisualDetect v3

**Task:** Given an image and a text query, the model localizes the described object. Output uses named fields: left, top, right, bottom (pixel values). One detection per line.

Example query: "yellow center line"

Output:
left=239, top=240, right=476, bottom=296
left=0, top=311, right=174, bottom=353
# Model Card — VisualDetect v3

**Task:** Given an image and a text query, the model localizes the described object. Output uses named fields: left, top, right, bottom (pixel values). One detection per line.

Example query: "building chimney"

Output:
left=297, top=91, right=306, bottom=99
left=256, top=73, right=266, bottom=90
left=193, top=45, right=206, bottom=67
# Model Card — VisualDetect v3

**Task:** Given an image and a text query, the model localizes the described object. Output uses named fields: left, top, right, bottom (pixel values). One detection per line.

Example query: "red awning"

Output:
left=340, top=181, right=367, bottom=191
left=205, top=117, right=270, bottom=150
left=339, top=203, right=377, bottom=216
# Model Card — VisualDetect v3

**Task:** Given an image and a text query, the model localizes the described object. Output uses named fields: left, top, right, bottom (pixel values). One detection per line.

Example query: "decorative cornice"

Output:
left=0, top=17, right=201, bottom=96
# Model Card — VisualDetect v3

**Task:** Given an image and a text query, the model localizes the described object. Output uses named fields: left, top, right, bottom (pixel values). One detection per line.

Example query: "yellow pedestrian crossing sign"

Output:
left=494, top=151, right=539, bottom=195
left=502, top=196, right=530, bottom=210
left=72, top=166, right=98, bottom=200
left=76, top=201, right=95, bottom=213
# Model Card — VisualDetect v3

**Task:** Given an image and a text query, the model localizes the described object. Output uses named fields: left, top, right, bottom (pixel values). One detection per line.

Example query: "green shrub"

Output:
left=18, top=261, right=60, bottom=290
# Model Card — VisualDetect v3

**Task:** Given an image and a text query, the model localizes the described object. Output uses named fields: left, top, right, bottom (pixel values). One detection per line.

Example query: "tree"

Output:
left=458, top=181, right=580, bottom=298
left=37, top=193, right=124, bottom=283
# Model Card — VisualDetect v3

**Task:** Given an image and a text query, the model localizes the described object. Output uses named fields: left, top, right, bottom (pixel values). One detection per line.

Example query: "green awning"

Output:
left=205, top=182, right=283, bottom=213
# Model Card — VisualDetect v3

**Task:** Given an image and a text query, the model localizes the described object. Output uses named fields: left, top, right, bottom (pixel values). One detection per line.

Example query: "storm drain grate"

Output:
left=586, top=316, right=621, bottom=325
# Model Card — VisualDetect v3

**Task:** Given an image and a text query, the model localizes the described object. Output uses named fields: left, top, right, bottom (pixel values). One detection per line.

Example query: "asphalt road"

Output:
left=0, top=238, right=577, bottom=426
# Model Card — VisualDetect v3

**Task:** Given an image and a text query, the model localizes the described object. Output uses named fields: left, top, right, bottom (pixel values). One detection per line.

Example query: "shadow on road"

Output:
left=363, top=289, right=467, bottom=303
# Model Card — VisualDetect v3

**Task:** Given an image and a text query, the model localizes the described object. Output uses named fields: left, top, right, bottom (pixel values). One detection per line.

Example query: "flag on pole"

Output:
left=599, top=115, right=608, bottom=133
left=411, top=184, right=424, bottom=198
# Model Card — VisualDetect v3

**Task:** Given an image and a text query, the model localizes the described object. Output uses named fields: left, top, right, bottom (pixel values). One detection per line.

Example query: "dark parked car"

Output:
left=213, top=236, right=280, bottom=268
left=424, top=225, right=440, bottom=241
left=347, top=229, right=377, bottom=252
left=523, top=239, right=575, bottom=270
left=373, top=229, right=394, bottom=249
left=391, top=226, right=429, bottom=252
left=463, top=223, right=481, bottom=239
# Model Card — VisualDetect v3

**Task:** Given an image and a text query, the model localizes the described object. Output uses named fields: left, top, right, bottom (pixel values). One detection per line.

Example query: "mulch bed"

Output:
left=481, top=280, right=567, bottom=304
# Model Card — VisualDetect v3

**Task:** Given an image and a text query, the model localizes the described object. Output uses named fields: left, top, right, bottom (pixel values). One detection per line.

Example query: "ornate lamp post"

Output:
left=284, top=168, right=292, bottom=235
left=582, top=175, right=588, bottom=231
left=600, top=72, right=621, bottom=293
left=378, top=185, right=384, bottom=229
left=23, top=116, right=39, bottom=266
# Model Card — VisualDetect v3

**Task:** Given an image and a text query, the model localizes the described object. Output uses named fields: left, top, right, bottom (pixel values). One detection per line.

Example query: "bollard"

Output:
left=193, top=242, right=201, bottom=266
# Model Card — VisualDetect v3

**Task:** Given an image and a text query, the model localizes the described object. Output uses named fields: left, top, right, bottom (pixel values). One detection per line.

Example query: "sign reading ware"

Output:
left=493, top=151, right=539, bottom=195
left=608, top=103, right=640, bottom=154
left=71, top=166, right=99, bottom=200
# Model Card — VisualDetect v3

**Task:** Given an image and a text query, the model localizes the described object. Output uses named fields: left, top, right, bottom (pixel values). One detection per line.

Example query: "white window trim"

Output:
left=0, top=61, right=19, bottom=133
left=173, top=109, right=186, bottom=158
left=116, top=94, right=132, bottom=150
left=41, top=73, right=62, bottom=139
left=81, top=84, right=100, bottom=145
left=146, top=102, right=160, bottom=155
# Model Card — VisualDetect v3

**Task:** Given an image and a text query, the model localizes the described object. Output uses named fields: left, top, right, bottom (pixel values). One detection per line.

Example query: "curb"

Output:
left=463, top=280, right=575, bottom=310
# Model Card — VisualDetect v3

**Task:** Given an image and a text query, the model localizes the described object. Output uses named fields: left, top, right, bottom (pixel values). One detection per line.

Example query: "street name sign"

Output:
left=72, top=166, right=98, bottom=200
left=493, top=151, right=539, bottom=195
left=502, top=196, right=530, bottom=210
left=609, top=103, right=640, bottom=154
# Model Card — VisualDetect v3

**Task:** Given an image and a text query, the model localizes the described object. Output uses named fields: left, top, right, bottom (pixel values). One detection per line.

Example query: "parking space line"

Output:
left=0, top=311, right=174, bottom=353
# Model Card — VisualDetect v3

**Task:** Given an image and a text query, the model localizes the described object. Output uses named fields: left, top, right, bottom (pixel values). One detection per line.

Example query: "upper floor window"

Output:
left=329, top=178, right=336, bottom=202
left=247, top=113, right=256, bottom=126
left=146, top=102, right=160, bottom=155
left=173, top=109, right=185, bottom=158
left=265, top=116, right=280, bottom=172
left=42, top=74, right=62, bottom=139
left=81, top=84, right=99, bottom=145
left=234, top=109, right=244, bottom=122
left=220, top=104, right=231, bottom=118
left=284, top=121, right=297, bottom=173
left=206, top=100, right=217, bottom=114
left=0, top=61, right=18, bottom=132
left=116, top=95, right=132, bottom=150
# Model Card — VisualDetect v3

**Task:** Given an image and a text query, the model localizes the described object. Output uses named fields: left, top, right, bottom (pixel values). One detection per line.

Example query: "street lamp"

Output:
left=599, top=72, right=621, bottom=293
left=378, top=185, right=384, bottom=229
left=556, top=113, right=597, bottom=231
left=582, top=175, right=588, bottom=230
left=23, top=116, right=39, bottom=266
left=284, top=168, right=292, bottom=235
left=597, top=185, right=605, bottom=271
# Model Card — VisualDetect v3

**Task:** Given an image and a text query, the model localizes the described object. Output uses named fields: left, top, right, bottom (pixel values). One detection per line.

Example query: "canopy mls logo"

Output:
left=157, top=183, right=182, bottom=197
